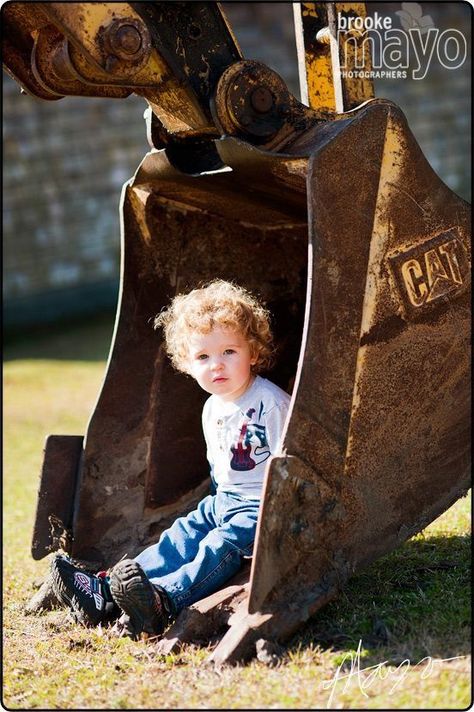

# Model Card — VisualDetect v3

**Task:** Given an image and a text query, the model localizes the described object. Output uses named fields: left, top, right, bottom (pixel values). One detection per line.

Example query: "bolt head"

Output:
left=112, top=24, right=142, bottom=55
left=250, top=86, right=274, bottom=113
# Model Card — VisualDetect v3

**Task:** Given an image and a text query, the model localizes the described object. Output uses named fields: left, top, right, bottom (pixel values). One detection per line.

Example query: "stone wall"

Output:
left=3, top=2, right=470, bottom=330
left=3, top=83, right=148, bottom=329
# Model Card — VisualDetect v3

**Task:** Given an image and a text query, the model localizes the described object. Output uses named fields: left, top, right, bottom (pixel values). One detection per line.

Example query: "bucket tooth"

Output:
left=32, top=435, right=83, bottom=559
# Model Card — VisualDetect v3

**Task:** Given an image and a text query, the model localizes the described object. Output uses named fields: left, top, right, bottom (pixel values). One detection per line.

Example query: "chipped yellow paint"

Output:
left=128, top=186, right=154, bottom=246
left=360, top=117, right=403, bottom=336
left=296, top=2, right=374, bottom=113
left=41, top=2, right=212, bottom=132
left=45, top=3, right=138, bottom=64
left=345, top=113, right=403, bottom=463
left=336, top=2, right=374, bottom=108
left=44, top=2, right=171, bottom=88
left=294, top=3, right=336, bottom=111
left=306, top=49, right=337, bottom=112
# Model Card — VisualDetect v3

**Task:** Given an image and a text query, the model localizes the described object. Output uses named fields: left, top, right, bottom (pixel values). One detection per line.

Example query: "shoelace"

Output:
left=96, top=570, right=116, bottom=604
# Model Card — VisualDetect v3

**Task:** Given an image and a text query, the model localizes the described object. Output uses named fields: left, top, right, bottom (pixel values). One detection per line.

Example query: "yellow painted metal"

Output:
left=294, top=3, right=336, bottom=111
left=43, top=3, right=164, bottom=84
left=39, top=2, right=213, bottom=135
left=336, top=2, right=375, bottom=108
left=44, top=3, right=140, bottom=67
left=294, top=2, right=374, bottom=113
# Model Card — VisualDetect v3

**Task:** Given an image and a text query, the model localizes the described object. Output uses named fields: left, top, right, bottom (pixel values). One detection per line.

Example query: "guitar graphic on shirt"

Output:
left=230, top=408, right=256, bottom=471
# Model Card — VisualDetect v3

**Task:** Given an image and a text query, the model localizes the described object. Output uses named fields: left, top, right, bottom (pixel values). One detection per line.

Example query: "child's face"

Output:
left=186, top=327, right=256, bottom=401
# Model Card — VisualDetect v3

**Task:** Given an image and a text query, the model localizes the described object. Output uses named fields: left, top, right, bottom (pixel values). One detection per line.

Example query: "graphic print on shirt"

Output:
left=230, top=408, right=256, bottom=471
left=245, top=423, right=271, bottom=465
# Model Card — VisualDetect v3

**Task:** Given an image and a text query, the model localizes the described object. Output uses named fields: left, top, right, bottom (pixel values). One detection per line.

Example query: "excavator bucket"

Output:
left=210, top=101, right=472, bottom=663
left=3, top=1, right=470, bottom=662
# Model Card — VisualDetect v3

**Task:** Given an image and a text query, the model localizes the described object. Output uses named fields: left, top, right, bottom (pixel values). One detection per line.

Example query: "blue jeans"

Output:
left=135, top=491, right=260, bottom=613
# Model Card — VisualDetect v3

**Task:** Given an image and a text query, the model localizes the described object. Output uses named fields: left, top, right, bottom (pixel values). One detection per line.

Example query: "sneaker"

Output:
left=108, top=559, right=171, bottom=639
left=51, top=554, right=118, bottom=627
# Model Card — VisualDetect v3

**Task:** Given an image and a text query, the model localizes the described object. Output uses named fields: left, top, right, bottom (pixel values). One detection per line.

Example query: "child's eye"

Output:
left=224, top=349, right=236, bottom=355
left=197, top=354, right=208, bottom=361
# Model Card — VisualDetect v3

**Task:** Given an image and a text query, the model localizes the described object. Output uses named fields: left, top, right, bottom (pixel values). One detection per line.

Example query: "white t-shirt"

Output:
left=202, top=375, right=291, bottom=499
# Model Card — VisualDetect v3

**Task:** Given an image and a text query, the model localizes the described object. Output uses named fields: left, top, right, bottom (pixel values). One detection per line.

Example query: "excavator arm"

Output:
left=3, top=2, right=470, bottom=663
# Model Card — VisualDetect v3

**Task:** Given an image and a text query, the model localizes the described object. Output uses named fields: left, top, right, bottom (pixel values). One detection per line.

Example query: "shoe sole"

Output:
left=108, top=560, right=164, bottom=638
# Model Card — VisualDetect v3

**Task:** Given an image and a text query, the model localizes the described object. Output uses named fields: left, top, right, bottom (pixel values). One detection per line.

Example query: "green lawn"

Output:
left=3, top=316, right=471, bottom=709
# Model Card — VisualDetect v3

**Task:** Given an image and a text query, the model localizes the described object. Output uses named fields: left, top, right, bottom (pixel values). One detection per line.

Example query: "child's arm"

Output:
left=202, top=400, right=217, bottom=495
left=265, top=401, right=290, bottom=456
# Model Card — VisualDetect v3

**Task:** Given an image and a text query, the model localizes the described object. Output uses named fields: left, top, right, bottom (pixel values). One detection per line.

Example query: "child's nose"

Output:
left=210, top=358, right=223, bottom=371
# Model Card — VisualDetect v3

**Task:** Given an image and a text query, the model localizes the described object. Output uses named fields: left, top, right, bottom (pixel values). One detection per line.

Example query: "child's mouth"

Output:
left=213, top=377, right=227, bottom=383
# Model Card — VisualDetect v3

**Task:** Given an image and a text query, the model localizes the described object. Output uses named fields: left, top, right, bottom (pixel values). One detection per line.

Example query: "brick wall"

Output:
left=3, top=2, right=470, bottom=330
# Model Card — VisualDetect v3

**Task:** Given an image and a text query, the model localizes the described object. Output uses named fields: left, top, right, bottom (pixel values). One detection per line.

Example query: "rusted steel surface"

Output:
left=1, top=3, right=63, bottom=101
left=212, top=60, right=322, bottom=153
left=2, top=1, right=241, bottom=136
left=294, top=2, right=374, bottom=112
left=51, top=99, right=470, bottom=661
left=208, top=99, right=471, bottom=663
left=6, top=0, right=469, bottom=665
left=26, top=96, right=470, bottom=660
left=68, top=144, right=309, bottom=566
left=155, top=563, right=251, bottom=655
left=130, top=3, right=242, bottom=114
left=1, top=2, right=132, bottom=100
left=32, top=435, right=84, bottom=560
left=31, top=23, right=132, bottom=99
left=130, top=101, right=470, bottom=663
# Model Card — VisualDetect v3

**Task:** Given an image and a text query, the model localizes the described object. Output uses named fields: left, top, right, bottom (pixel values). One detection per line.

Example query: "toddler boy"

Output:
left=52, top=280, right=290, bottom=638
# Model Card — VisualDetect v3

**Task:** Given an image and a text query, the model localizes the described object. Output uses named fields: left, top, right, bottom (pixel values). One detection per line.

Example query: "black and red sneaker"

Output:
left=51, top=554, right=119, bottom=626
left=108, top=559, right=172, bottom=639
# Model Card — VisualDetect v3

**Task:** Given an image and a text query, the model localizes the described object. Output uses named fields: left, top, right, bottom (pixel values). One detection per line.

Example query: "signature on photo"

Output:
left=321, top=639, right=466, bottom=708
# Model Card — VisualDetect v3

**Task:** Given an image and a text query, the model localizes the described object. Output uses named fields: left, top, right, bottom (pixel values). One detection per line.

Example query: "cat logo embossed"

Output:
left=388, top=229, right=469, bottom=316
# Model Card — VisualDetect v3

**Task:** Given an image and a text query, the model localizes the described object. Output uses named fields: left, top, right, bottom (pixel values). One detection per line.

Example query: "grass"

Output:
left=3, top=315, right=471, bottom=709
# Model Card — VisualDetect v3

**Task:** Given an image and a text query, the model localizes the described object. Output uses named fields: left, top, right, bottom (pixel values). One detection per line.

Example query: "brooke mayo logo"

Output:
left=337, top=2, right=467, bottom=80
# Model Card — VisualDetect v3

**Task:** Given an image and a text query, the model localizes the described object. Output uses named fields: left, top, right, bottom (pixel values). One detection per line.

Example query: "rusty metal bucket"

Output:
left=32, top=97, right=470, bottom=661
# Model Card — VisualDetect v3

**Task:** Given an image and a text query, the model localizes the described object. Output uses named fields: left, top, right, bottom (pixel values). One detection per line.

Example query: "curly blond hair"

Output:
left=155, top=280, right=274, bottom=374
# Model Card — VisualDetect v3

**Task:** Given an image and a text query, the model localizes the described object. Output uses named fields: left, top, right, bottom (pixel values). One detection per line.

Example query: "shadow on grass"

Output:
left=288, top=533, right=471, bottom=664
left=4, top=312, right=116, bottom=362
